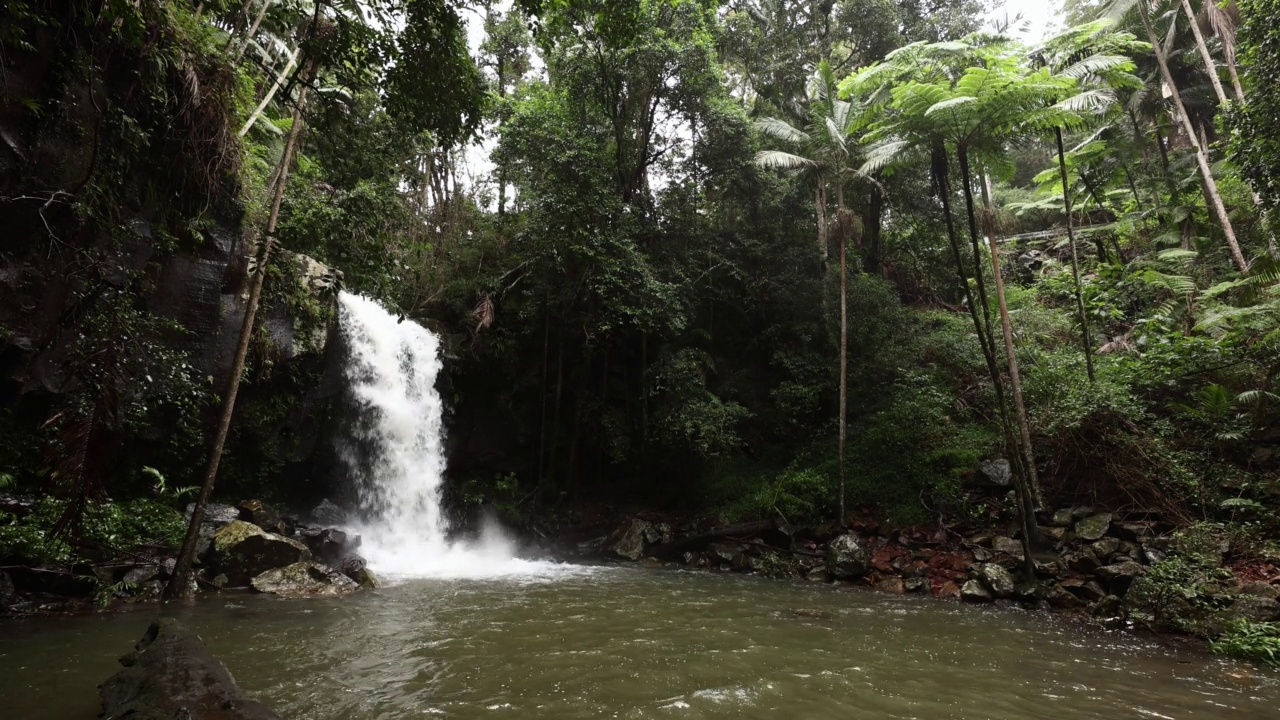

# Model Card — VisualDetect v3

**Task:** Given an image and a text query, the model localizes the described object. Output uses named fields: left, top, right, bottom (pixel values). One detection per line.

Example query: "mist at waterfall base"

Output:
left=337, top=292, right=575, bottom=581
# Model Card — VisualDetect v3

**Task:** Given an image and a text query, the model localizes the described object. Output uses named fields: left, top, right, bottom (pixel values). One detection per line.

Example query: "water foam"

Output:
left=338, top=292, right=574, bottom=580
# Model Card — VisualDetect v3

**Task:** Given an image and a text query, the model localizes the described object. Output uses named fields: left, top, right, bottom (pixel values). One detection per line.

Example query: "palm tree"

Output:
left=755, top=61, right=868, bottom=523
left=1032, top=20, right=1150, bottom=383
left=845, top=36, right=1050, bottom=574
left=1130, top=0, right=1250, bottom=272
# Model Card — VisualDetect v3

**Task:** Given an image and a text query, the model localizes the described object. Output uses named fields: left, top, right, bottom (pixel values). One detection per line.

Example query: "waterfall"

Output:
left=338, top=292, right=548, bottom=579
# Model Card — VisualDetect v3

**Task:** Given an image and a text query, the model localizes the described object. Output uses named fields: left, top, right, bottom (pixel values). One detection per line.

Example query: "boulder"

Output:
left=825, top=534, right=869, bottom=579
left=1241, top=581, right=1280, bottom=600
left=1115, top=521, right=1157, bottom=542
left=604, top=518, right=652, bottom=561
left=211, top=521, right=309, bottom=587
left=1231, top=594, right=1280, bottom=623
left=1092, top=594, right=1123, bottom=619
left=961, top=579, right=993, bottom=603
left=991, top=536, right=1024, bottom=559
left=298, top=527, right=353, bottom=564
left=1061, top=577, right=1107, bottom=603
left=1097, top=560, right=1145, bottom=595
left=979, top=458, right=1012, bottom=487
left=642, top=522, right=674, bottom=546
left=976, top=563, right=1016, bottom=598
left=1066, top=549, right=1102, bottom=574
left=99, top=618, right=280, bottom=720
left=0, top=570, right=16, bottom=612
left=1038, top=526, right=1067, bottom=542
left=123, top=565, right=161, bottom=586
left=875, top=577, right=906, bottom=594
left=934, top=580, right=962, bottom=599
left=904, top=577, right=929, bottom=594
left=237, top=500, right=286, bottom=535
left=1050, top=509, right=1074, bottom=528
left=1089, top=537, right=1121, bottom=561
left=185, top=502, right=240, bottom=528
left=250, top=562, right=360, bottom=598
left=1141, top=545, right=1167, bottom=565
left=806, top=567, right=831, bottom=583
left=708, top=542, right=744, bottom=567
left=310, top=499, right=348, bottom=526
left=1074, top=513, right=1113, bottom=541
left=1044, top=583, right=1083, bottom=609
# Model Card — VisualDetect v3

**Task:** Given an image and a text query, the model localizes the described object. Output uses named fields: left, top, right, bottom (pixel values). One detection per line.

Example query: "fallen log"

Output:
left=646, top=519, right=781, bottom=559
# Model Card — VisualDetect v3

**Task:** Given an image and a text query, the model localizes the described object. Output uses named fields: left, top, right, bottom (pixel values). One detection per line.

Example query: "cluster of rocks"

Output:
left=184, top=499, right=378, bottom=598
left=586, top=509, right=1279, bottom=628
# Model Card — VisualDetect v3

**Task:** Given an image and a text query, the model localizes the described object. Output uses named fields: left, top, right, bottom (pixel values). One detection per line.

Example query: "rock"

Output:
left=806, top=567, right=831, bottom=583
left=211, top=521, right=310, bottom=587
left=934, top=580, right=962, bottom=599
left=976, top=563, right=1016, bottom=598
left=1044, top=582, right=1083, bottom=609
left=346, top=566, right=380, bottom=590
left=1061, top=578, right=1107, bottom=602
left=1231, top=594, right=1280, bottom=623
left=682, top=551, right=701, bottom=566
left=1050, top=509, right=1074, bottom=527
left=875, top=577, right=906, bottom=594
left=337, top=555, right=367, bottom=576
left=1039, top=526, right=1067, bottom=542
left=971, top=547, right=994, bottom=562
left=1115, top=521, right=1156, bottom=542
left=162, top=558, right=177, bottom=577
left=980, top=458, right=1012, bottom=487
left=99, top=618, right=280, bottom=720
left=0, top=571, right=16, bottom=612
left=991, top=536, right=1024, bottom=559
left=1089, top=537, right=1121, bottom=561
left=237, top=500, right=286, bottom=534
left=310, top=499, right=348, bottom=526
left=1092, top=594, right=1123, bottom=619
left=642, top=522, right=674, bottom=546
left=298, top=527, right=352, bottom=564
left=250, top=562, right=360, bottom=597
left=604, top=518, right=652, bottom=561
left=1071, top=506, right=1095, bottom=521
left=1241, top=581, right=1280, bottom=600
left=708, top=542, right=744, bottom=567
left=185, top=502, right=240, bottom=528
left=1097, top=560, right=1145, bottom=595
left=825, top=534, right=869, bottom=579
left=961, top=579, right=993, bottom=603
left=1142, top=545, right=1167, bottom=565
left=1074, top=513, right=1113, bottom=541
left=122, top=565, right=161, bottom=586
left=1066, top=549, right=1102, bottom=574
left=904, top=577, right=929, bottom=594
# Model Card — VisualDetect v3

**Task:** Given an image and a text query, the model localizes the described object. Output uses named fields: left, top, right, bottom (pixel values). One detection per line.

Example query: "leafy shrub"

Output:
left=0, top=498, right=185, bottom=566
left=1211, top=619, right=1280, bottom=668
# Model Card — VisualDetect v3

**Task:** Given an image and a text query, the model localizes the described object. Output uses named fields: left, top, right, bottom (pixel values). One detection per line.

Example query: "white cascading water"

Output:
left=338, top=292, right=562, bottom=580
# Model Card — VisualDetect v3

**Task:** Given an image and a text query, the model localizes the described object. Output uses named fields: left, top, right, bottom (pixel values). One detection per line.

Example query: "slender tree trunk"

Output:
left=816, top=183, right=828, bottom=269
left=1056, top=128, right=1096, bottom=383
left=165, top=60, right=315, bottom=601
left=233, top=0, right=275, bottom=64
left=968, top=164, right=1042, bottom=508
left=956, top=145, right=999, bottom=366
left=240, top=43, right=298, bottom=137
left=1182, top=0, right=1231, bottom=105
left=1139, top=0, right=1249, bottom=273
left=836, top=182, right=847, bottom=524
left=863, top=183, right=884, bottom=275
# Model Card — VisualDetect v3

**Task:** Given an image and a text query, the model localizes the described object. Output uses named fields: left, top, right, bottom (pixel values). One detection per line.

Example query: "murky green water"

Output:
left=1, top=565, right=1277, bottom=719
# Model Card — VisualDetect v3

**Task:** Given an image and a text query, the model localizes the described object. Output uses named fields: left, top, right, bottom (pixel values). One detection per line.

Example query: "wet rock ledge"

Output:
left=99, top=617, right=279, bottom=720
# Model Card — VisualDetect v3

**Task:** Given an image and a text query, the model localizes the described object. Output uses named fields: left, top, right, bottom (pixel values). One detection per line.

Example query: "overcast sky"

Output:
left=988, top=0, right=1062, bottom=39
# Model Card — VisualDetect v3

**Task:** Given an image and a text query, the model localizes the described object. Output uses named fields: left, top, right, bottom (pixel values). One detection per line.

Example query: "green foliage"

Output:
left=1127, top=523, right=1236, bottom=634
left=1229, top=0, right=1280, bottom=212
left=1212, top=619, right=1280, bottom=668
left=0, top=497, right=185, bottom=566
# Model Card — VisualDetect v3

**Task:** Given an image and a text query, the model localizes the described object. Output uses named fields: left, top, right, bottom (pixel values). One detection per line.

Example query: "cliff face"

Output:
left=0, top=5, right=343, bottom=505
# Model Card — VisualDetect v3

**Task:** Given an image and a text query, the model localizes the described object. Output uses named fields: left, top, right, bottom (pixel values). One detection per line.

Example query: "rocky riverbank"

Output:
left=0, top=497, right=376, bottom=616
left=563, top=508, right=1280, bottom=638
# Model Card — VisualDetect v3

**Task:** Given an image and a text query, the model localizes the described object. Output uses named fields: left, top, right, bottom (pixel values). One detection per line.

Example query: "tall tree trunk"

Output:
left=973, top=169, right=1043, bottom=509
left=240, top=43, right=298, bottom=137
left=955, top=145, right=999, bottom=367
left=863, top=183, right=884, bottom=275
left=933, top=148, right=1036, bottom=576
left=836, top=182, right=847, bottom=524
left=815, top=183, right=828, bottom=270
left=1139, top=0, right=1250, bottom=274
left=165, top=59, right=315, bottom=601
left=233, top=0, right=275, bottom=63
left=1182, top=0, right=1231, bottom=104
left=1056, top=128, right=1096, bottom=383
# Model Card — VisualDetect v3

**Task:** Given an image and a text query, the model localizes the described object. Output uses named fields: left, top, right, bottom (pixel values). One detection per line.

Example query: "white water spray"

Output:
left=338, top=292, right=568, bottom=580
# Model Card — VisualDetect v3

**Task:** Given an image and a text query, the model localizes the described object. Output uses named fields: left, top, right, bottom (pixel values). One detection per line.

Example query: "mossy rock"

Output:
left=211, top=521, right=309, bottom=587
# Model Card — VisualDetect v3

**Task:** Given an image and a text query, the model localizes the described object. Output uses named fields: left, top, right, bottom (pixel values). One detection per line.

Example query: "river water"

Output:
left=2, top=565, right=1277, bottom=719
